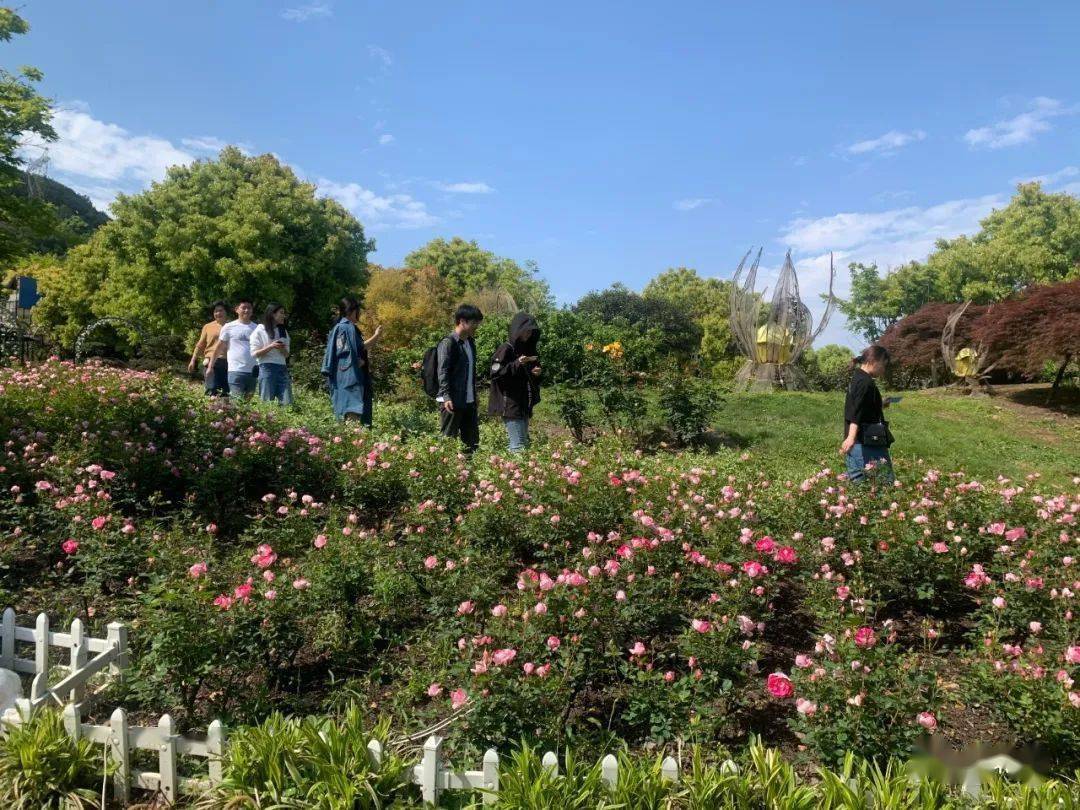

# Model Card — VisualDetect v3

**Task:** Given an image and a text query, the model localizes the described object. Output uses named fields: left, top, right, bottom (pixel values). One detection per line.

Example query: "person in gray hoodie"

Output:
left=487, top=312, right=541, bottom=451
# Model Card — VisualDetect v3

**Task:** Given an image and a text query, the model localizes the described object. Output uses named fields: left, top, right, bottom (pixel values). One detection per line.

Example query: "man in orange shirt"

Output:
left=188, top=301, right=229, bottom=396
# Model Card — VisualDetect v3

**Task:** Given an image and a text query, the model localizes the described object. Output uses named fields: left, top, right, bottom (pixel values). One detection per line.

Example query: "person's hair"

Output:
left=263, top=303, right=287, bottom=339
left=454, top=304, right=484, bottom=325
left=338, top=296, right=361, bottom=321
left=235, top=297, right=253, bottom=308
left=851, top=344, right=890, bottom=371
left=210, top=300, right=228, bottom=315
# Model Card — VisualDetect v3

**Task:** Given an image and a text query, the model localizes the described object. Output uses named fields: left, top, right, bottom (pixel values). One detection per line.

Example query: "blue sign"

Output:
left=16, top=277, right=40, bottom=309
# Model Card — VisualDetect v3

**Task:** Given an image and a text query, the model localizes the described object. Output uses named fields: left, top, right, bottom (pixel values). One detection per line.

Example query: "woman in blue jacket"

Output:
left=321, top=296, right=381, bottom=423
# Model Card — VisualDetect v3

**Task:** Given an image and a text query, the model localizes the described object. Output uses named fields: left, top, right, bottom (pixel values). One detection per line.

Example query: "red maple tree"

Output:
left=879, top=302, right=990, bottom=381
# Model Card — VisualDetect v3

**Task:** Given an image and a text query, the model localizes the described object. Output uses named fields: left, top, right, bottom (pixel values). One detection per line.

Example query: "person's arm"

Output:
left=841, top=377, right=868, bottom=454
left=188, top=325, right=208, bottom=372
left=840, top=422, right=859, bottom=456
left=211, top=326, right=230, bottom=362
left=320, top=326, right=336, bottom=384
left=364, top=325, right=382, bottom=348
left=436, top=337, right=453, bottom=411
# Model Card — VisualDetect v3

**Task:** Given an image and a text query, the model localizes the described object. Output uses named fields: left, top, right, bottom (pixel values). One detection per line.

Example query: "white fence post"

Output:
left=34, top=612, right=49, bottom=675
left=111, top=707, right=130, bottom=805
left=601, top=754, right=618, bottom=788
left=367, top=738, right=383, bottom=769
left=63, top=702, right=81, bottom=740
left=106, top=622, right=128, bottom=676
left=482, top=748, right=499, bottom=804
left=208, top=719, right=225, bottom=785
left=542, top=750, right=559, bottom=776
left=661, top=755, right=679, bottom=783
left=158, top=714, right=178, bottom=804
left=0, top=607, right=14, bottom=669
left=69, top=618, right=87, bottom=705
left=420, top=735, right=443, bottom=805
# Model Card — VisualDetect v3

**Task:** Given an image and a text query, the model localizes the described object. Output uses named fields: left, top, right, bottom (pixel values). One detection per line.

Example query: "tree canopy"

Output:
left=403, top=237, right=551, bottom=312
left=359, top=264, right=454, bottom=352
left=878, top=301, right=991, bottom=378
left=35, top=148, right=373, bottom=345
left=575, top=282, right=702, bottom=364
left=839, top=183, right=1080, bottom=342
left=0, top=8, right=59, bottom=266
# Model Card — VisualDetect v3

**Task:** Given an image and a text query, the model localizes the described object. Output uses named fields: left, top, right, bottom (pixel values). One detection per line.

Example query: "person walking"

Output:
left=322, top=296, right=381, bottom=423
left=213, top=298, right=259, bottom=401
left=488, top=311, right=541, bottom=452
left=840, top=344, right=895, bottom=484
left=187, top=301, right=230, bottom=397
left=251, top=303, right=292, bottom=405
left=436, top=304, right=484, bottom=454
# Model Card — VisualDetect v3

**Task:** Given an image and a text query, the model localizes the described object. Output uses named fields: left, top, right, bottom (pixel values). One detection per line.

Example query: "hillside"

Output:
left=13, top=172, right=109, bottom=253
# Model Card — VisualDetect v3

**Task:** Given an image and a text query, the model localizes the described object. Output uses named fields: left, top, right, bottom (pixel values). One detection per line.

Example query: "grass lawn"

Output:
left=707, top=387, right=1079, bottom=485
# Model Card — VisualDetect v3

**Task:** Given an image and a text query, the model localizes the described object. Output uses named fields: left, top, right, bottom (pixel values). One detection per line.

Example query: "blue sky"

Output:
left=11, top=1, right=1080, bottom=347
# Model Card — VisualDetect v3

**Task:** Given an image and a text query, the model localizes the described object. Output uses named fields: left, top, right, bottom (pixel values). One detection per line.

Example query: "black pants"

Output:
left=204, top=358, right=229, bottom=397
left=440, top=402, right=480, bottom=454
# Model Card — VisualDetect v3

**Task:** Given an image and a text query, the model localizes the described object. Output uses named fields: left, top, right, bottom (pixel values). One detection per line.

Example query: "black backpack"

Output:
left=420, top=340, right=446, bottom=398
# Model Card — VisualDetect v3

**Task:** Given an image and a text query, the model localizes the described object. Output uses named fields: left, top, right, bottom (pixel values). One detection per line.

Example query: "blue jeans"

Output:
left=204, top=358, right=228, bottom=397
left=845, top=443, right=894, bottom=484
left=228, top=370, right=257, bottom=400
left=505, top=418, right=530, bottom=452
left=258, top=363, right=291, bottom=404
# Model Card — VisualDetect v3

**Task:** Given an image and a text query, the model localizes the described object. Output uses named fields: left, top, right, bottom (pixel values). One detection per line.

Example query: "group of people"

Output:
left=188, top=298, right=542, bottom=454
left=190, top=297, right=895, bottom=479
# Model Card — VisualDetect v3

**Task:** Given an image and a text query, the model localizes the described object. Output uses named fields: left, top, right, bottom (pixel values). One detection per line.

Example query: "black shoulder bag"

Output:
left=861, top=421, right=894, bottom=447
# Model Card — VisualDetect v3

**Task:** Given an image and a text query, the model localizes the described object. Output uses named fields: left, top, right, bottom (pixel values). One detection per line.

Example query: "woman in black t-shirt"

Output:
left=841, top=345, right=894, bottom=484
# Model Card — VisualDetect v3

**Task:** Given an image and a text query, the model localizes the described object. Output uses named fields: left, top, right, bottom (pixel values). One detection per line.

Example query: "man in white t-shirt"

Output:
left=212, top=299, right=259, bottom=400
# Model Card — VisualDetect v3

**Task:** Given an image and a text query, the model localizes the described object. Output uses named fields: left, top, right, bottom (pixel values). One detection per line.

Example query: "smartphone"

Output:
left=885, top=396, right=903, bottom=405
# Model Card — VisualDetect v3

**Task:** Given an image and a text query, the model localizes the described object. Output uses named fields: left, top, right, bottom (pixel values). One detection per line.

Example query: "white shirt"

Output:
left=250, top=324, right=290, bottom=365
left=218, top=320, right=257, bottom=373
left=463, top=341, right=475, bottom=404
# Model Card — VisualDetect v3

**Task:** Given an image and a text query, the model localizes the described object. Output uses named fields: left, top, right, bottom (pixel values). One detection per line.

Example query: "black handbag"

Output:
left=861, top=421, right=893, bottom=447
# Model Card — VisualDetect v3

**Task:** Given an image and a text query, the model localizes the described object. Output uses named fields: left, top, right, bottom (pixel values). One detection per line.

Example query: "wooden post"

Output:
left=34, top=612, right=49, bottom=676
left=420, top=735, right=443, bottom=805
left=601, top=754, right=618, bottom=788
left=63, top=702, right=81, bottom=740
left=661, top=755, right=679, bottom=783
left=30, top=672, right=47, bottom=708
left=158, top=714, right=178, bottom=804
left=111, top=708, right=130, bottom=805
left=482, top=748, right=499, bottom=805
left=541, top=751, right=559, bottom=776
left=0, top=607, right=14, bottom=669
left=69, top=618, right=87, bottom=704
left=106, top=622, right=128, bottom=676
left=207, top=719, right=225, bottom=786
left=367, top=739, right=383, bottom=769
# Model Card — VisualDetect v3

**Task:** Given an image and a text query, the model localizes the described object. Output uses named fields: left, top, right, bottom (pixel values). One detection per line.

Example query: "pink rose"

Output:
left=854, top=627, right=876, bottom=648
left=691, top=619, right=711, bottom=634
left=795, top=698, right=817, bottom=716
left=916, top=711, right=937, bottom=730
left=992, top=596, right=1006, bottom=609
left=775, top=546, right=797, bottom=564
left=1064, top=646, right=1080, bottom=665
left=755, top=536, right=775, bottom=554
left=450, top=688, right=468, bottom=709
left=795, top=654, right=813, bottom=668
left=492, top=648, right=517, bottom=666
left=629, top=641, right=646, bottom=657
left=766, top=672, right=793, bottom=699
left=61, top=539, right=79, bottom=555
left=188, top=561, right=207, bottom=578
left=491, top=604, right=508, bottom=618
left=314, top=534, right=328, bottom=549
left=427, top=683, right=443, bottom=697
left=547, top=636, right=561, bottom=651
left=424, top=555, right=438, bottom=570
left=250, top=544, right=277, bottom=569
left=457, top=600, right=475, bottom=615
left=292, top=578, right=310, bottom=590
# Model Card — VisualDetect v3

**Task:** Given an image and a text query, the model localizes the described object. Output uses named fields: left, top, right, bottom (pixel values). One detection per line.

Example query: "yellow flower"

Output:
left=601, top=341, right=624, bottom=360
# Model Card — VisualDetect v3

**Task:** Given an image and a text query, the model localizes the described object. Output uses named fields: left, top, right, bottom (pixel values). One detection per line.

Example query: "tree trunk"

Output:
left=1048, top=353, right=1071, bottom=403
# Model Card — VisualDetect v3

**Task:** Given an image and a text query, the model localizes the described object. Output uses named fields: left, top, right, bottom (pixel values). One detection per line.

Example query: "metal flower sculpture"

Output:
left=941, top=301, right=997, bottom=393
left=729, top=248, right=837, bottom=391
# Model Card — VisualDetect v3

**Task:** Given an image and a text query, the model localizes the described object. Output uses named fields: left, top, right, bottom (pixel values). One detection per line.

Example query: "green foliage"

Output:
left=404, top=237, right=551, bottom=312
left=0, top=8, right=59, bottom=265
left=839, top=184, right=1080, bottom=342
left=658, top=374, right=722, bottom=445
left=575, top=283, right=702, bottom=367
left=801, top=344, right=853, bottom=391
left=34, top=148, right=373, bottom=346
left=0, top=709, right=108, bottom=809
left=11, top=173, right=109, bottom=255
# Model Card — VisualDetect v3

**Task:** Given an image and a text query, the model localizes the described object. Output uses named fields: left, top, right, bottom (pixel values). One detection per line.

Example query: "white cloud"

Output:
left=378, top=133, right=395, bottom=145
left=674, top=198, right=711, bottom=211
left=368, top=45, right=393, bottom=68
left=181, top=136, right=254, bottom=155
left=317, top=178, right=439, bottom=230
left=281, top=2, right=332, bottom=22
left=21, top=108, right=195, bottom=208
left=437, top=181, right=494, bottom=194
left=846, top=129, right=926, bottom=155
left=964, top=97, right=1072, bottom=149
left=1011, top=165, right=1078, bottom=187
left=774, top=193, right=1005, bottom=347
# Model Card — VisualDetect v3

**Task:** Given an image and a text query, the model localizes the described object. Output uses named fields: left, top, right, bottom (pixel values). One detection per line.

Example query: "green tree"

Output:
left=838, top=183, right=1080, bottom=342
left=403, top=237, right=551, bottom=311
left=644, top=266, right=739, bottom=373
left=0, top=7, right=59, bottom=265
left=575, top=283, right=701, bottom=366
left=36, top=148, right=373, bottom=345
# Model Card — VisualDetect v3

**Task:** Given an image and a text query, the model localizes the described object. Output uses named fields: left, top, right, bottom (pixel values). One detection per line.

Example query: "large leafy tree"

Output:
left=878, top=301, right=990, bottom=379
left=839, top=183, right=1080, bottom=342
left=358, top=263, right=454, bottom=351
left=403, top=237, right=551, bottom=312
left=574, top=283, right=702, bottom=364
left=35, top=148, right=373, bottom=345
left=0, top=8, right=58, bottom=265
left=643, top=267, right=738, bottom=373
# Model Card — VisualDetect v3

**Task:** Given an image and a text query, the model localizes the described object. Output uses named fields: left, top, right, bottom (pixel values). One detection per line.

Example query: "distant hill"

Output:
left=14, top=173, right=110, bottom=254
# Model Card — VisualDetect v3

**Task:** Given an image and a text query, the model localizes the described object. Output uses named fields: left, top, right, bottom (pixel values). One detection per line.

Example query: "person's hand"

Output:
left=187, top=359, right=197, bottom=374
left=839, top=437, right=855, bottom=456
left=443, top=400, right=454, bottom=413
left=531, top=365, right=542, bottom=377
left=519, top=355, right=538, bottom=363
left=370, top=325, right=383, bottom=341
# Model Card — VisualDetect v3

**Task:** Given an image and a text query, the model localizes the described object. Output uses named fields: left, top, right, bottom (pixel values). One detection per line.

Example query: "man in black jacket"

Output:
left=488, top=312, right=541, bottom=452
left=436, top=304, right=484, bottom=453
